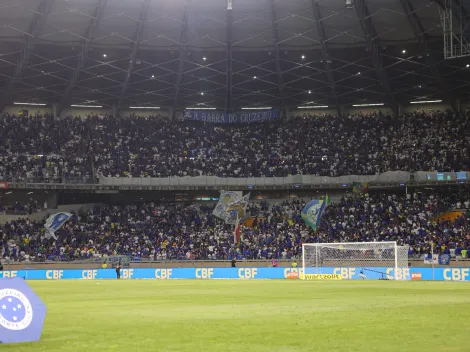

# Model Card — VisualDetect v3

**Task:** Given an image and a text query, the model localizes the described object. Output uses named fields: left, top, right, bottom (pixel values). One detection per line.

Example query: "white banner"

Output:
left=424, top=254, right=439, bottom=264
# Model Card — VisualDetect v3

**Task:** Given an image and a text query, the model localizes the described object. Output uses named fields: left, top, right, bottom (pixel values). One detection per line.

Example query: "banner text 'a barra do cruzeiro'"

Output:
left=183, top=109, right=281, bottom=124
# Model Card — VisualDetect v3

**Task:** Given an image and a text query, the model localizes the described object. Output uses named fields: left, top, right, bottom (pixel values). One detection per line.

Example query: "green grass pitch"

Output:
left=7, top=280, right=470, bottom=352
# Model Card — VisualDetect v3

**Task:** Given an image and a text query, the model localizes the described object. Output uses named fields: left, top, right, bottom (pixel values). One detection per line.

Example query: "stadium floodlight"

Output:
left=71, top=104, right=103, bottom=108
left=186, top=107, right=217, bottom=110
left=352, top=103, right=384, bottom=107
left=129, top=106, right=160, bottom=109
left=13, top=102, right=47, bottom=106
left=409, top=100, right=442, bottom=104
left=297, top=106, right=328, bottom=109
left=241, top=107, right=272, bottom=110
left=302, top=242, right=409, bottom=280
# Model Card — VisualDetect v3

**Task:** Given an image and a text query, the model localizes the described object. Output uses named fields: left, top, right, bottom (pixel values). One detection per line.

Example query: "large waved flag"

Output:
left=301, top=195, right=330, bottom=231
left=225, top=193, right=250, bottom=225
left=212, top=191, right=242, bottom=221
left=44, top=212, right=72, bottom=240
left=213, top=191, right=250, bottom=225
left=353, top=182, right=369, bottom=193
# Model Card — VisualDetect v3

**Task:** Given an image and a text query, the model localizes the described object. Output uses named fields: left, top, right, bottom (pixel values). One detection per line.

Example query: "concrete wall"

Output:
left=2, top=105, right=53, bottom=116
left=288, top=106, right=394, bottom=117
left=3, top=104, right=458, bottom=120
left=346, top=106, right=394, bottom=116
left=288, top=103, right=454, bottom=118
left=119, top=108, right=169, bottom=118
left=288, top=108, right=338, bottom=118
left=60, top=107, right=113, bottom=118
left=401, top=103, right=452, bottom=113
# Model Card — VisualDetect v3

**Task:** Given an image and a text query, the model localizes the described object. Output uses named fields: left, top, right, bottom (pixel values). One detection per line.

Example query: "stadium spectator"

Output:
left=1, top=110, right=469, bottom=180
left=2, top=192, right=469, bottom=262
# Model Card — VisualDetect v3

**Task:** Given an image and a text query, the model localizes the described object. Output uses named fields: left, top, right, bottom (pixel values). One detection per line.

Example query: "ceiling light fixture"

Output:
left=352, top=103, right=384, bottom=107
left=241, top=107, right=272, bottom=110
left=13, top=102, right=47, bottom=106
left=186, top=107, right=217, bottom=110
left=71, top=104, right=103, bottom=108
left=409, top=100, right=442, bottom=104
left=298, top=106, right=328, bottom=109
left=129, top=106, right=160, bottom=109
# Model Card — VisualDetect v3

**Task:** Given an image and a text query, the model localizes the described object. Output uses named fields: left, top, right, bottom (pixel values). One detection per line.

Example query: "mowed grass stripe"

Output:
left=6, top=280, right=470, bottom=352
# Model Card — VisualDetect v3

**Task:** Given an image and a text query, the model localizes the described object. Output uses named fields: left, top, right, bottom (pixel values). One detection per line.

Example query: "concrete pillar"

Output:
left=112, top=105, right=119, bottom=118
left=52, top=104, right=61, bottom=119
left=46, top=192, right=58, bottom=210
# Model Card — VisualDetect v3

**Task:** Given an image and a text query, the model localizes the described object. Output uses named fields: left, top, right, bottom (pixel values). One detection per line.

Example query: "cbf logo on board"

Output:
left=0, top=277, right=47, bottom=344
left=0, top=288, right=34, bottom=330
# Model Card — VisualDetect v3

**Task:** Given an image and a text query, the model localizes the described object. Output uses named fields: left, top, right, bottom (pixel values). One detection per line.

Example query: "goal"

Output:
left=301, top=242, right=409, bottom=280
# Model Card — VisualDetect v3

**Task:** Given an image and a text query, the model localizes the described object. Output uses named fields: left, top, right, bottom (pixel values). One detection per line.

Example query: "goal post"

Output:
left=301, top=242, right=409, bottom=280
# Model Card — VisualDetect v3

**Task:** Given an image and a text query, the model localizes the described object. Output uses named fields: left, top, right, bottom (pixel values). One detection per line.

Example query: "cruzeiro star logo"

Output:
left=0, top=289, right=33, bottom=331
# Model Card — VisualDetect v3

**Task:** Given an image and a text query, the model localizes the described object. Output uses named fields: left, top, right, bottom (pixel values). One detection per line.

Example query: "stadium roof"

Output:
left=0, top=0, right=469, bottom=114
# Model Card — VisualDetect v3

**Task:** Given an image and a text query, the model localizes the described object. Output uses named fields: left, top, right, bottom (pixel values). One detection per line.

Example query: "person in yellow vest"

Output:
left=101, top=262, right=108, bottom=269
left=462, top=249, right=468, bottom=259
left=292, top=260, right=298, bottom=268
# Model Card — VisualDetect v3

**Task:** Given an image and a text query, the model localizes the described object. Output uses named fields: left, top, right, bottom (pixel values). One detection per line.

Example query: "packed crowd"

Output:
left=2, top=191, right=469, bottom=262
left=87, top=110, right=470, bottom=177
left=315, top=193, right=470, bottom=257
left=0, top=110, right=469, bottom=181
left=0, top=113, right=92, bottom=183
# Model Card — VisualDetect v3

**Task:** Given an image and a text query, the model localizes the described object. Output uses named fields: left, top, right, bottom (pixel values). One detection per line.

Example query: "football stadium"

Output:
left=0, top=0, right=470, bottom=351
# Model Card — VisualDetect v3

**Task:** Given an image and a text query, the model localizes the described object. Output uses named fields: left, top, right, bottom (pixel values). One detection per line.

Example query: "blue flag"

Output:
left=438, top=254, right=450, bottom=265
left=44, top=212, right=72, bottom=239
left=301, top=195, right=330, bottom=231
left=0, top=277, right=47, bottom=344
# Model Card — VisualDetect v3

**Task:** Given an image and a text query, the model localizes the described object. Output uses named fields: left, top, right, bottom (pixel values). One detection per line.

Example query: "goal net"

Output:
left=302, top=242, right=409, bottom=280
